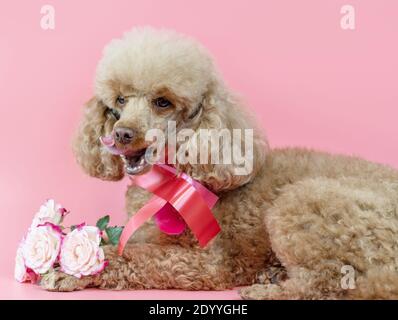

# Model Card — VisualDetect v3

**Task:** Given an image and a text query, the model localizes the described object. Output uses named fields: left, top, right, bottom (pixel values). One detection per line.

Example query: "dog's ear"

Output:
left=72, top=97, right=124, bottom=181
left=176, top=80, right=268, bottom=192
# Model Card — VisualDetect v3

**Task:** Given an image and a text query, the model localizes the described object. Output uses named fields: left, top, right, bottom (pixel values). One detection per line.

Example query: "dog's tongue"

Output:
left=100, top=135, right=115, bottom=147
left=100, top=135, right=125, bottom=155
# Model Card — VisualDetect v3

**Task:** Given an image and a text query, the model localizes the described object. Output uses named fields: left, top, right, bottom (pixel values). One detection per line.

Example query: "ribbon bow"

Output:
left=118, top=164, right=221, bottom=255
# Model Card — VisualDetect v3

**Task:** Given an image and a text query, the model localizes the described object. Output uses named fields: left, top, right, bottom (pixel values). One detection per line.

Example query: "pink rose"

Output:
left=22, top=223, right=62, bottom=274
left=31, top=199, right=68, bottom=228
left=60, top=225, right=108, bottom=278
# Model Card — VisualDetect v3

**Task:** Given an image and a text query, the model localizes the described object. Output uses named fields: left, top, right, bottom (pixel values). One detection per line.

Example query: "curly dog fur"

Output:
left=41, top=27, right=398, bottom=299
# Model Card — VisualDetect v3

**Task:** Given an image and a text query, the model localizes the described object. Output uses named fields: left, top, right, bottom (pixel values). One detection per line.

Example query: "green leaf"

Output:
left=105, top=226, right=123, bottom=245
left=96, top=215, right=110, bottom=231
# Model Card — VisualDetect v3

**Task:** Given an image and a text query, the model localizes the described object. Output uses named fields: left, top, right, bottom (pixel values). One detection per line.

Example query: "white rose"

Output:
left=60, top=225, right=108, bottom=278
left=31, top=199, right=67, bottom=228
left=22, top=224, right=62, bottom=274
left=15, top=243, right=30, bottom=283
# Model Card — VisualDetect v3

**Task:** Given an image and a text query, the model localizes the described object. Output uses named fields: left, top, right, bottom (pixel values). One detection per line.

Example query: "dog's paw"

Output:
left=239, top=284, right=284, bottom=300
left=40, top=270, right=92, bottom=292
left=256, top=266, right=287, bottom=285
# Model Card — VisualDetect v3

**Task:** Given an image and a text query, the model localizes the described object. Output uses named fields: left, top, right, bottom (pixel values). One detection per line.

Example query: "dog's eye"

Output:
left=108, top=108, right=120, bottom=120
left=116, top=96, right=126, bottom=105
left=153, top=97, right=171, bottom=108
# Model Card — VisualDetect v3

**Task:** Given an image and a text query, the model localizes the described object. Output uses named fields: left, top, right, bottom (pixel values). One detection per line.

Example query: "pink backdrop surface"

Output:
left=0, top=0, right=397, bottom=299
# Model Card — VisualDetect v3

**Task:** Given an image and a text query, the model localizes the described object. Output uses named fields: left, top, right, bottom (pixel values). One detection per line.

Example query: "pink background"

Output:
left=0, top=0, right=397, bottom=299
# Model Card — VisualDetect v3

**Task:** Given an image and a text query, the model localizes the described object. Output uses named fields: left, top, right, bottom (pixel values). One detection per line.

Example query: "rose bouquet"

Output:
left=15, top=199, right=122, bottom=284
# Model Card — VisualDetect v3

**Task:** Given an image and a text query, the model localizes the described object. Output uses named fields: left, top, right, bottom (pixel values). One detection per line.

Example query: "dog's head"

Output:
left=73, top=27, right=268, bottom=192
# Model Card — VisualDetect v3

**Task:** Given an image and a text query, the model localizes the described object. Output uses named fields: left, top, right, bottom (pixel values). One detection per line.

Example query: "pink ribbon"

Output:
left=118, top=164, right=220, bottom=255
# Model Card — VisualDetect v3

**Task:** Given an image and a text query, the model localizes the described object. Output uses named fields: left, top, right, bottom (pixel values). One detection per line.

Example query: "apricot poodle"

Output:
left=41, top=27, right=398, bottom=299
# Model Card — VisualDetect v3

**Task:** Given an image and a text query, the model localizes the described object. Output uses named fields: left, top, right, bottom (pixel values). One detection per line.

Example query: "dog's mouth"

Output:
left=121, top=148, right=150, bottom=175
left=100, top=135, right=150, bottom=175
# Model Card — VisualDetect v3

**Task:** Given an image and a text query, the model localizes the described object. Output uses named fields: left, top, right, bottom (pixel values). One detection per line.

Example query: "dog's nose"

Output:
left=114, top=127, right=134, bottom=145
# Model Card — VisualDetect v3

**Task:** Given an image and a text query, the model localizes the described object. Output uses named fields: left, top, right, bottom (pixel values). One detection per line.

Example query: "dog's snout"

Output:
left=114, top=127, right=135, bottom=145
